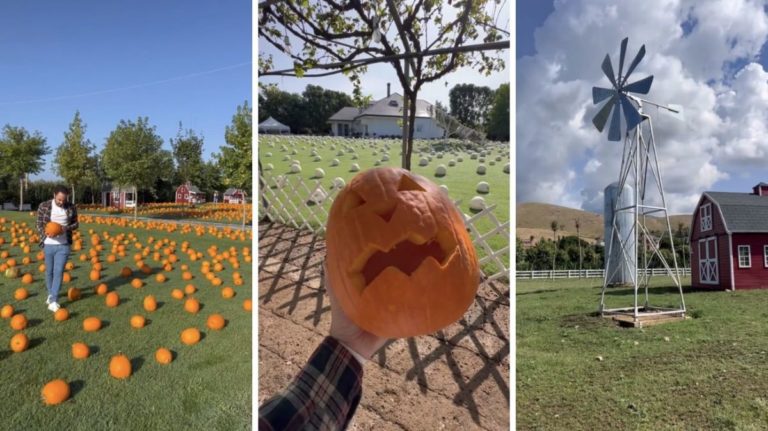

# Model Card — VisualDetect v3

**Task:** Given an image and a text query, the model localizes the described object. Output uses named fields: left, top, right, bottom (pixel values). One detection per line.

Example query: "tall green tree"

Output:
left=301, top=85, right=354, bottom=134
left=53, top=111, right=95, bottom=204
left=487, top=83, right=510, bottom=141
left=217, top=101, right=252, bottom=228
left=258, top=85, right=306, bottom=133
left=102, top=117, right=168, bottom=219
left=259, top=0, right=507, bottom=169
left=82, top=153, right=106, bottom=204
left=449, top=83, right=495, bottom=130
left=0, top=125, right=50, bottom=210
left=170, top=123, right=204, bottom=185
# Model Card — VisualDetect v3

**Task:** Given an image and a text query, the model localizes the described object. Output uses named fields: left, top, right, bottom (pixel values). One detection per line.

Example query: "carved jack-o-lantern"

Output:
left=326, top=167, right=479, bottom=338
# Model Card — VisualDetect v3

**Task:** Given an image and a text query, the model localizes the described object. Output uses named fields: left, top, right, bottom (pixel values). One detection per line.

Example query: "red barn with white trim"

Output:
left=690, top=182, right=768, bottom=290
left=175, top=183, right=205, bottom=204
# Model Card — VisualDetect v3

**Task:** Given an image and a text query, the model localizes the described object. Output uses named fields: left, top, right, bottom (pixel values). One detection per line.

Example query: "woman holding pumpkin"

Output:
left=36, top=185, right=79, bottom=312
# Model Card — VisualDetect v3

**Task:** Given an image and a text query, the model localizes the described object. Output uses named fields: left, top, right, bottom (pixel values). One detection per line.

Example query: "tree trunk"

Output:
left=242, top=199, right=247, bottom=231
left=133, top=186, right=138, bottom=220
left=72, top=184, right=76, bottom=204
left=18, top=176, right=23, bottom=211
left=405, top=91, right=418, bottom=172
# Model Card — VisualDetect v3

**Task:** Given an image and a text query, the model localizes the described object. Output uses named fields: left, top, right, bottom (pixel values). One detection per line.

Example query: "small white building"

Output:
left=328, top=90, right=445, bottom=139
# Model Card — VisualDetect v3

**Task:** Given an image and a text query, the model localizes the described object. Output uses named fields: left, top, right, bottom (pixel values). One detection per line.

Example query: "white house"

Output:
left=328, top=89, right=445, bottom=139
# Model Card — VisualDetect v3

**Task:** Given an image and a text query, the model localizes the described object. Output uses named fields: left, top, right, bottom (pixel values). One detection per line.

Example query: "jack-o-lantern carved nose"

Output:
left=398, top=174, right=425, bottom=192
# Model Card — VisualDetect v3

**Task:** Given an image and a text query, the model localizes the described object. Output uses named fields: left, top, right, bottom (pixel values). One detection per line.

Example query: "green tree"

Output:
left=217, top=101, right=252, bottom=228
left=259, top=0, right=507, bottom=169
left=550, top=220, right=560, bottom=270
left=449, top=83, right=495, bottom=129
left=170, top=123, right=204, bottom=185
left=53, top=111, right=95, bottom=204
left=197, top=160, right=224, bottom=199
left=258, top=85, right=305, bottom=133
left=0, top=125, right=50, bottom=210
left=487, top=83, right=510, bottom=141
left=82, top=153, right=106, bottom=204
left=102, top=117, right=168, bottom=219
left=301, top=85, right=354, bottom=134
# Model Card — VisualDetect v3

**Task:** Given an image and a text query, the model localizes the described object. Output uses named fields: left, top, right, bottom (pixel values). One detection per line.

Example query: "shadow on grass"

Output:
left=131, top=357, right=145, bottom=374
left=602, top=285, right=684, bottom=296
left=0, top=350, right=11, bottom=361
left=28, top=337, right=46, bottom=350
left=516, top=288, right=559, bottom=296
left=27, top=319, right=44, bottom=329
left=89, top=345, right=101, bottom=356
left=70, top=379, right=85, bottom=398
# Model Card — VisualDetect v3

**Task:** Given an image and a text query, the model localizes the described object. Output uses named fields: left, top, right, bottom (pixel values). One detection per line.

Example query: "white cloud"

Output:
left=517, top=0, right=768, bottom=215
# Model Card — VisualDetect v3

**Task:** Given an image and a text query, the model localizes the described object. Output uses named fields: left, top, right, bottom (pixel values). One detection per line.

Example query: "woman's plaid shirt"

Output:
left=36, top=199, right=79, bottom=247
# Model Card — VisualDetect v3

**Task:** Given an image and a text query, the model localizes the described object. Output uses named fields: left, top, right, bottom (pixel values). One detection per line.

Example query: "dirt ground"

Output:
left=257, top=222, right=510, bottom=430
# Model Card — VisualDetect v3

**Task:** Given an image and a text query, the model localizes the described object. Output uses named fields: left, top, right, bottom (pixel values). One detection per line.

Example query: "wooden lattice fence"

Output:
left=258, top=171, right=509, bottom=282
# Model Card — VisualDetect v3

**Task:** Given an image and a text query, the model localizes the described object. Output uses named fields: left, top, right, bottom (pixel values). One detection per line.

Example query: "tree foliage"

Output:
left=259, top=0, right=507, bottom=169
left=0, top=125, right=50, bottom=209
left=170, top=123, right=205, bottom=185
left=258, top=84, right=352, bottom=134
left=218, top=100, right=252, bottom=191
left=53, top=111, right=95, bottom=203
left=102, top=117, right=170, bottom=218
left=449, top=83, right=495, bottom=130
left=486, top=82, right=509, bottom=141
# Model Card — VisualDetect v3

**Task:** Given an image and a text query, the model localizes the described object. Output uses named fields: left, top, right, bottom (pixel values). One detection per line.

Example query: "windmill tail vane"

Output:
left=591, top=37, right=654, bottom=141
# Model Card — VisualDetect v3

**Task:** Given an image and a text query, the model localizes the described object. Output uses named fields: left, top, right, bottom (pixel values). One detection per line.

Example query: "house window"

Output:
left=738, top=245, right=751, bottom=268
left=764, top=245, right=768, bottom=268
left=700, top=203, right=712, bottom=231
left=416, top=123, right=423, bottom=132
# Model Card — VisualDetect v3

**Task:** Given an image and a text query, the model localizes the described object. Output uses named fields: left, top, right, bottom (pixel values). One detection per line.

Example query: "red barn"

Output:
left=101, top=185, right=138, bottom=209
left=223, top=188, right=246, bottom=204
left=690, top=182, right=768, bottom=290
left=175, top=183, right=205, bottom=204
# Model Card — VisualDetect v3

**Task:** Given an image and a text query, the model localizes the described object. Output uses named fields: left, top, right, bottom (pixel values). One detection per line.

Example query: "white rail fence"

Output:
left=258, top=171, right=510, bottom=282
left=517, top=268, right=692, bottom=280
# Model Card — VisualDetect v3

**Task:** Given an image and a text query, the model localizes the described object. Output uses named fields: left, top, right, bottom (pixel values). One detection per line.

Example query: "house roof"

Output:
left=258, top=116, right=290, bottom=130
left=704, top=191, right=768, bottom=232
left=224, top=188, right=243, bottom=196
left=327, top=93, right=435, bottom=123
left=184, top=184, right=202, bottom=193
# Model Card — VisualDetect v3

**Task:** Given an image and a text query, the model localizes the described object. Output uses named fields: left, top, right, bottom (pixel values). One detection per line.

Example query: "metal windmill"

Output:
left=592, top=37, right=686, bottom=325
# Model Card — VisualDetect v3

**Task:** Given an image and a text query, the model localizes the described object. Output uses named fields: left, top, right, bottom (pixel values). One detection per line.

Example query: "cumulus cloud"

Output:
left=517, top=0, right=768, bottom=215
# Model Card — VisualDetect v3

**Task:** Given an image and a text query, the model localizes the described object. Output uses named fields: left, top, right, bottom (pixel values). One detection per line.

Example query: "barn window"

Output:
left=700, top=203, right=712, bottom=231
left=738, top=245, right=751, bottom=268
left=764, top=245, right=768, bottom=268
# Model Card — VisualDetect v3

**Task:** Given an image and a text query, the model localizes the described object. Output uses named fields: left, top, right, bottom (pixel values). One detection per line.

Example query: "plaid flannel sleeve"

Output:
left=36, top=202, right=48, bottom=239
left=258, top=337, right=364, bottom=431
left=67, top=205, right=79, bottom=232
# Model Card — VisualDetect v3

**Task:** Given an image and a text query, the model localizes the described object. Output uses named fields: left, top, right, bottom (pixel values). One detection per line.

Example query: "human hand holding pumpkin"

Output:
left=325, top=262, right=388, bottom=361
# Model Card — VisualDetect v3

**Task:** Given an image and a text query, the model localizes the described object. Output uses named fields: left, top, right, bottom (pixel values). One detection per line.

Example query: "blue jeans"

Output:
left=44, top=244, right=70, bottom=303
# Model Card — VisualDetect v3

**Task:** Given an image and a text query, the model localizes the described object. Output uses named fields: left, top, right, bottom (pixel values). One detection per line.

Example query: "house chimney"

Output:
left=753, top=182, right=768, bottom=196
left=387, top=83, right=390, bottom=97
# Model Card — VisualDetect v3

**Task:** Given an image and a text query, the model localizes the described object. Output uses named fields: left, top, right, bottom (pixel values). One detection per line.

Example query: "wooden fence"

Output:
left=516, top=268, right=692, bottom=280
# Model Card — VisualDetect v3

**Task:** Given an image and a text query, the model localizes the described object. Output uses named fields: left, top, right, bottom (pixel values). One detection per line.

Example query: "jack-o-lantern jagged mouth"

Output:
left=359, top=235, right=455, bottom=286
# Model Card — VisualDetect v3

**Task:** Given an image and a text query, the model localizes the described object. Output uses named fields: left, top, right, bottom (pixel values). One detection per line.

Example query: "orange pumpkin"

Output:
left=54, top=308, right=70, bottom=321
left=41, top=379, right=70, bottom=405
left=67, top=287, right=81, bottom=301
left=220, top=287, right=235, bottom=299
left=206, top=314, right=226, bottom=330
left=325, top=167, right=480, bottom=338
left=180, top=327, right=201, bottom=345
left=130, top=315, right=146, bottom=329
left=131, top=278, right=143, bottom=289
left=120, top=267, right=133, bottom=278
left=155, top=273, right=166, bottom=283
left=10, top=332, right=29, bottom=352
left=62, top=272, right=72, bottom=283
left=82, top=317, right=101, bottom=332
left=44, top=222, right=64, bottom=238
left=182, top=271, right=193, bottom=281
left=10, top=313, right=27, bottom=330
left=184, top=284, right=196, bottom=295
left=95, top=283, right=108, bottom=295
left=105, top=291, right=120, bottom=308
left=155, top=347, right=173, bottom=364
left=143, top=295, right=157, bottom=312
left=171, top=289, right=184, bottom=300
left=71, top=342, right=90, bottom=359
left=109, top=354, right=132, bottom=379
left=21, top=273, right=33, bottom=284
left=184, top=298, right=200, bottom=314
left=14, top=288, right=29, bottom=300
left=89, top=270, right=100, bottom=281
left=242, top=299, right=252, bottom=312
left=0, top=304, right=13, bottom=319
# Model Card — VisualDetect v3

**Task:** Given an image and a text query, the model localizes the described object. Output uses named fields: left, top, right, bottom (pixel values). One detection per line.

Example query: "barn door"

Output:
left=698, top=237, right=718, bottom=284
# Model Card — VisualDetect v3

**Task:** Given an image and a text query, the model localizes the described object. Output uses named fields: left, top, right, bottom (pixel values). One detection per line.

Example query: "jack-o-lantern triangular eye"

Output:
left=398, top=175, right=425, bottom=192
left=341, top=190, right=366, bottom=214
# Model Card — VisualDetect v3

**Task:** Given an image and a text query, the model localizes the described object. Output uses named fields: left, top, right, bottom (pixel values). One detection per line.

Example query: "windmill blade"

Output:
left=624, top=75, right=654, bottom=94
left=592, top=86, right=615, bottom=104
left=617, top=38, right=628, bottom=85
left=608, top=99, right=622, bottom=141
left=592, top=96, right=617, bottom=132
left=620, top=95, right=643, bottom=131
left=602, top=54, right=617, bottom=88
left=622, top=45, right=646, bottom=85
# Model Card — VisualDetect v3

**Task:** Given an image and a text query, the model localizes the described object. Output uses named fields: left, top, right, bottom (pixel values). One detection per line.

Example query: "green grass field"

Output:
left=0, top=210, right=251, bottom=430
left=517, top=277, right=768, bottom=430
left=258, top=136, right=510, bottom=276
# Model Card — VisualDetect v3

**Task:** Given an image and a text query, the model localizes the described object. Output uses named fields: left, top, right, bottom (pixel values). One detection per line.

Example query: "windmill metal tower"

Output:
left=591, top=38, right=686, bottom=325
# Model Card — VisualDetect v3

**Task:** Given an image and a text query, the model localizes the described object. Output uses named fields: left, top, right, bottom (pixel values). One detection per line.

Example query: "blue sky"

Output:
left=0, top=1, right=251, bottom=181
left=258, top=2, right=510, bottom=110
left=516, top=0, right=768, bottom=214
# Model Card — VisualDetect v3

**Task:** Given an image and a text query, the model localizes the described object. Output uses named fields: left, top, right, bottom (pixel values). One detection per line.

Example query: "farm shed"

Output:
left=258, top=117, right=291, bottom=135
left=223, top=188, right=246, bottom=204
left=175, top=183, right=205, bottom=204
left=101, top=185, right=138, bottom=209
left=690, top=182, right=768, bottom=290
left=328, top=87, right=445, bottom=139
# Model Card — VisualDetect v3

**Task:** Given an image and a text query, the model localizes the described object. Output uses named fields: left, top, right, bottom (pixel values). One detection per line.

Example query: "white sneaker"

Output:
left=45, top=297, right=52, bottom=305
left=48, top=302, right=61, bottom=312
